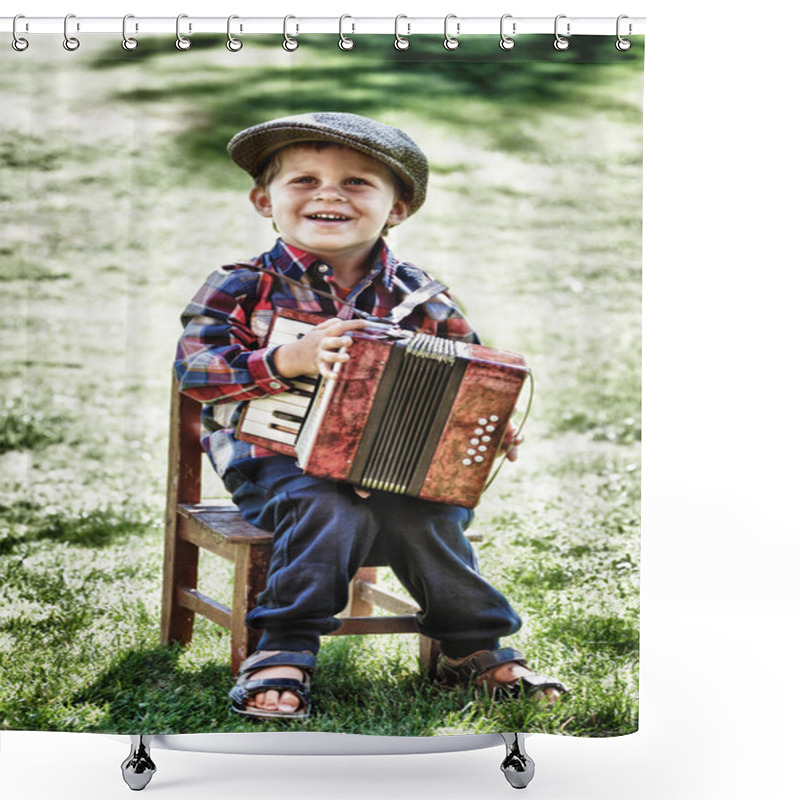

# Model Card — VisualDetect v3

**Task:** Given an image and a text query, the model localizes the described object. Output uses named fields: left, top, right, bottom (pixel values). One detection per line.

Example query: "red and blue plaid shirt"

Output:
left=175, top=238, right=478, bottom=477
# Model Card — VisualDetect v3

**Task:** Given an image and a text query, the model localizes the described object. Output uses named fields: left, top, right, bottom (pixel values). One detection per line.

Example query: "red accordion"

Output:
left=237, top=309, right=530, bottom=508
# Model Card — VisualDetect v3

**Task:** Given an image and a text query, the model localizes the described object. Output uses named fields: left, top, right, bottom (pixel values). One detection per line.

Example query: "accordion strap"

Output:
left=384, top=280, right=449, bottom=325
left=482, top=368, right=535, bottom=496
left=244, top=262, right=449, bottom=326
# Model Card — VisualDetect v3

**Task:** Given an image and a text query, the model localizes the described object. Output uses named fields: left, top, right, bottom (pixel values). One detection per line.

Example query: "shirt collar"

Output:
left=265, top=238, right=398, bottom=291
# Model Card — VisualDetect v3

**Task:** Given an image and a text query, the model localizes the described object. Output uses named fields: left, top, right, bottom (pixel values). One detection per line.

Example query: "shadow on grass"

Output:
left=75, top=645, right=234, bottom=734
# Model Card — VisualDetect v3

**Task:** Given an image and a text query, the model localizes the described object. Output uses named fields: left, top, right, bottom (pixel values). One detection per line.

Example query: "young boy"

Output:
left=175, top=112, right=566, bottom=719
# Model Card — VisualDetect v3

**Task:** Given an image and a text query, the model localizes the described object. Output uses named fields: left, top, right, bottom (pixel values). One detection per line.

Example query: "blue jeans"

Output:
left=223, top=456, right=521, bottom=658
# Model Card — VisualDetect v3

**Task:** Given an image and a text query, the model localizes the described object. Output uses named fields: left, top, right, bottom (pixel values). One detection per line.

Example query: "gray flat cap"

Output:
left=227, top=112, right=429, bottom=215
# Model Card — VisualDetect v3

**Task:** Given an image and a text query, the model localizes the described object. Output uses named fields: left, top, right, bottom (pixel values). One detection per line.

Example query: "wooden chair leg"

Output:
left=231, top=542, right=273, bottom=677
left=345, top=567, right=379, bottom=617
left=419, top=636, right=441, bottom=681
left=160, top=531, right=199, bottom=647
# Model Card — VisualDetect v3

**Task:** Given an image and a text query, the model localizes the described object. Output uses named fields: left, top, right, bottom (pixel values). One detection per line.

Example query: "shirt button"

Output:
left=317, top=264, right=329, bottom=274
left=269, top=380, right=282, bottom=390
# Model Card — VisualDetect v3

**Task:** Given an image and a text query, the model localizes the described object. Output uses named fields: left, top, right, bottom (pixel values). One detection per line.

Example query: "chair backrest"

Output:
left=166, top=378, right=204, bottom=510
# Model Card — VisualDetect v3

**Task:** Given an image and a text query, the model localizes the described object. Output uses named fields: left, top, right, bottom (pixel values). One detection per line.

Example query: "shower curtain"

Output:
left=0, top=27, right=643, bottom=741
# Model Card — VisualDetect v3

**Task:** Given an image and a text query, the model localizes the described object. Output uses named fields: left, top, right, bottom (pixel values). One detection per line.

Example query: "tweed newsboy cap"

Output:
left=227, top=112, right=429, bottom=215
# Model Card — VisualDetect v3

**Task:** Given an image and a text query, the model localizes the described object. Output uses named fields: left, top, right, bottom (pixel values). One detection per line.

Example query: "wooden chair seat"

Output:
left=160, top=379, right=477, bottom=676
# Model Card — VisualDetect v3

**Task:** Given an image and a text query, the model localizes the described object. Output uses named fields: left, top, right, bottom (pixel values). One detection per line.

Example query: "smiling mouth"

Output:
left=307, top=213, right=351, bottom=221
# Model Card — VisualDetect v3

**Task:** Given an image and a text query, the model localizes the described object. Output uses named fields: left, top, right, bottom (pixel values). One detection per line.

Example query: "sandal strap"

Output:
left=230, top=677, right=311, bottom=710
left=460, top=647, right=528, bottom=676
left=517, top=673, right=569, bottom=695
left=238, top=650, right=316, bottom=678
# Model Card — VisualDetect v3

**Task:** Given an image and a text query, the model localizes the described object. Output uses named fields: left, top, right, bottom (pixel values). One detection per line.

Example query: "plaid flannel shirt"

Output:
left=175, top=238, right=478, bottom=477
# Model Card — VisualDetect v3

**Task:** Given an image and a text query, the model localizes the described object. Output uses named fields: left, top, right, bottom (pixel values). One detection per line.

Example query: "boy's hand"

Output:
left=501, top=423, right=524, bottom=462
left=272, top=318, right=370, bottom=380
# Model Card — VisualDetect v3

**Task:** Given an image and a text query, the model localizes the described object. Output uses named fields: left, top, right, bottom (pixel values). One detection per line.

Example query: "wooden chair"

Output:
left=160, top=379, right=459, bottom=677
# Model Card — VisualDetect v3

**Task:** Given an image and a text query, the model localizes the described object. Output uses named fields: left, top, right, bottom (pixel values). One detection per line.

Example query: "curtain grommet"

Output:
left=499, top=14, right=516, bottom=50
left=227, top=15, right=243, bottom=51
left=444, top=14, right=460, bottom=50
left=394, top=15, right=410, bottom=50
left=175, top=14, right=191, bottom=50
left=554, top=14, right=570, bottom=51
left=339, top=15, right=355, bottom=50
left=12, top=15, right=29, bottom=51
left=283, top=15, right=299, bottom=51
left=63, top=13, right=80, bottom=51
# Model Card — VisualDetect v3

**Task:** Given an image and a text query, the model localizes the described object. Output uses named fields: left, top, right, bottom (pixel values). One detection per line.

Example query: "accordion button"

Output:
left=462, top=458, right=472, bottom=466
left=470, top=438, right=480, bottom=445
left=467, top=448, right=476, bottom=456
left=474, top=428, right=484, bottom=435
left=478, top=445, right=488, bottom=452
left=482, top=435, right=492, bottom=442
left=490, top=414, right=500, bottom=422
left=475, top=455, right=485, bottom=463
left=478, top=418, right=488, bottom=425
left=486, top=425, right=496, bottom=432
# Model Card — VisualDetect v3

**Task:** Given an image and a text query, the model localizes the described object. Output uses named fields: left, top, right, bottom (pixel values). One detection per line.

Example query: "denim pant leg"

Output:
left=367, top=492, right=522, bottom=659
left=223, top=457, right=380, bottom=655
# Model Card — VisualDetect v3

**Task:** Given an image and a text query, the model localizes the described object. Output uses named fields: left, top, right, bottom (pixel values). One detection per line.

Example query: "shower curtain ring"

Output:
left=175, top=14, right=191, bottom=50
left=122, top=15, right=138, bottom=51
left=63, top=14, right=80, bottom=51
left=283, top=15, right=299, bottom=51
left=227, top=15, right=243, bottom=51
left=339, top=15, right=355, bottom=50
left=394, top=15, right=410, bottom=50
left=12, top=15, right=29, bottom=51
left=444, top=14, right=460, bottom=50
left=499, top=14, right=516, bottom=50
left=553, top=14, right=570, bottom=51
left=615, top=15, right=632, bottom=51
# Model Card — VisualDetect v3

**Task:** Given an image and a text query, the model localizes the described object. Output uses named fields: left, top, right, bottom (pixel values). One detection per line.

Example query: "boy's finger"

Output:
left=319, top=348, right=349, bottom=363
left=321, top=335, right=353, bottom=351
left=317, top=318, right=369, bottom=333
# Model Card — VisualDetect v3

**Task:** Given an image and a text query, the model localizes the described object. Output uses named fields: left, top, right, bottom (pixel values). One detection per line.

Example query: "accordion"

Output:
left=237, top=309, right=531, bottom=508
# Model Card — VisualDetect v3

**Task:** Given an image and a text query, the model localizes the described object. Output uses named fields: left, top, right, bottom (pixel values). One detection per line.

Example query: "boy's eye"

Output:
left=345, top=177, right=368, bottom=185
left=293, top=176, right=316, bottom=184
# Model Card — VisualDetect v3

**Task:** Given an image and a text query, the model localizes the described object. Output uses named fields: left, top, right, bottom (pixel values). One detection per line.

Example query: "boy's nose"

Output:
left=314, top=183, right=346, bottom=201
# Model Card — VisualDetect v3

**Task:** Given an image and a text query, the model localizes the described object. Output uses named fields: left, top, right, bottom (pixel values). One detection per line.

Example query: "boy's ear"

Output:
left=386, top=199, right=410, bottom=228
left=250, top=185, right=273, bottom=218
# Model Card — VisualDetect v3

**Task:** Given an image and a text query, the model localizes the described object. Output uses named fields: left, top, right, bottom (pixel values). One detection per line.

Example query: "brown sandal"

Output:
left=436, top=647, right=568, bottom=700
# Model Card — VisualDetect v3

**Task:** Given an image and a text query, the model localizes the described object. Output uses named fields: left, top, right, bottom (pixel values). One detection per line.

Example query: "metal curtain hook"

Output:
left=63, top=13, right=80, bottom=51
left=499, top=14, right=515, bottom=50
left=616, top=15, right=632, bottom=51
left=553, top=14, right=570, bottom=51
left=122, top=14, right=138, bottom=51
left=394, top=15, right=410, bottom=50
left=283, top=15, right=299, bottom=51
left=12, top=14, right=29, bottom=51
left=227, top=15, right=243, bottom=51
left=339, top=15, right=355, bottom=50
left=444, top=14, right=460, bottom=50
left=175, top=14, right=191, bottom=50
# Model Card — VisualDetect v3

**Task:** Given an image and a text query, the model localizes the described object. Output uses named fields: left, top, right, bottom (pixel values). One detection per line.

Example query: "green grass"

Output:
left=0, top=36, right=641, bottom=737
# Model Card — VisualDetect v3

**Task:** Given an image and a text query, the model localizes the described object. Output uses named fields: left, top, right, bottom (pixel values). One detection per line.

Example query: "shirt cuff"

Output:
left=248, top=345, right=290, bottom=394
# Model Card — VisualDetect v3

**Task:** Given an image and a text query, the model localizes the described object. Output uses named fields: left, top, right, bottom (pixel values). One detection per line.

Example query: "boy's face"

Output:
left=250, top=144, right=409, bottom=270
